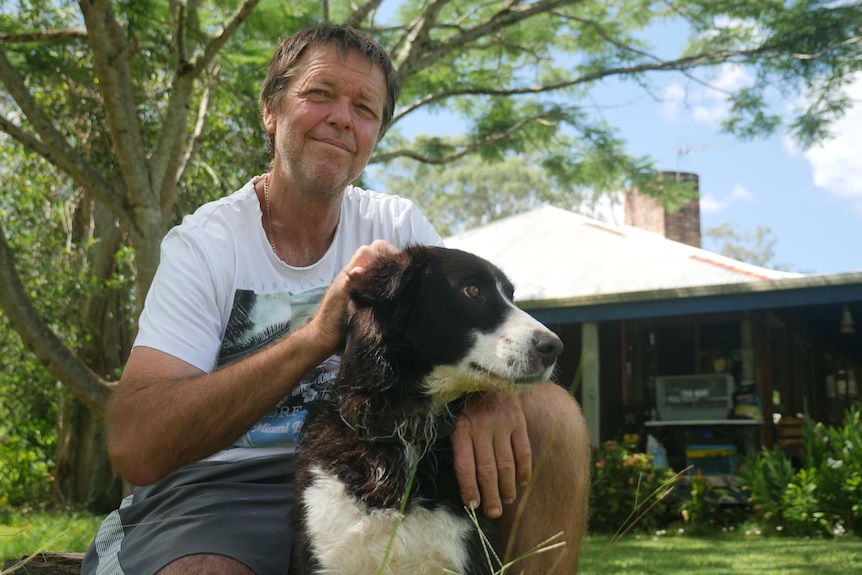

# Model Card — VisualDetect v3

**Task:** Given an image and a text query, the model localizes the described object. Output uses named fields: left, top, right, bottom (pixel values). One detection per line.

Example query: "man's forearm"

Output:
left=107, top=323, right=333, bottom=486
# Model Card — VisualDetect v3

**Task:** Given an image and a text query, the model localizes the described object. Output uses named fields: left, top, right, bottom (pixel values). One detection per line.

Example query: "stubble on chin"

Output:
left=275, top=130, right=371, bottom=202
left=275, top=155, right=352, bottom=203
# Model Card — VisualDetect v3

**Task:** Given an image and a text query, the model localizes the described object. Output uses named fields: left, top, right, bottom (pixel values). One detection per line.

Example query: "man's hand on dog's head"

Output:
left=452, top=391, right=532, bottom=519
left=305, top=240, right=401, bottom=356
left=344, top=239, right=400, bottom=280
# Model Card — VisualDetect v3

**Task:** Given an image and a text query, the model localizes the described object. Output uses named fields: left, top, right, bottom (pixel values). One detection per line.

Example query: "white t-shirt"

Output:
left=134, top=178, right=442, bottom=458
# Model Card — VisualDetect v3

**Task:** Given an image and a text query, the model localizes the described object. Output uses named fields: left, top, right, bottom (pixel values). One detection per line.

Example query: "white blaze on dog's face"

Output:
left=404, top=247, right=563, bottom=404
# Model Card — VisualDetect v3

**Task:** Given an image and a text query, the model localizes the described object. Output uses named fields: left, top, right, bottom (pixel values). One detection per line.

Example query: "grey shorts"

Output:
left=81, top=454, right=295, bottom=575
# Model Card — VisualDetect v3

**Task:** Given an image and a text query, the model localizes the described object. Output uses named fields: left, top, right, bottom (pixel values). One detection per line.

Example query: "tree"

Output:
left=377, top=153, right=585, bottom=237
left=703, top=222, right=794, bottom=272
left=0, top=0, right=859, bottom=508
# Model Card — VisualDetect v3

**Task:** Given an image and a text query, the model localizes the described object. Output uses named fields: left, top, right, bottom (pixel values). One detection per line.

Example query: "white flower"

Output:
left=827, top=457, right=844, bottom=469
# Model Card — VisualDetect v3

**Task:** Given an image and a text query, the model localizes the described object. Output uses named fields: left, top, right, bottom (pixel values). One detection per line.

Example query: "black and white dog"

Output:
left=289, top=245, right=564, bottom=575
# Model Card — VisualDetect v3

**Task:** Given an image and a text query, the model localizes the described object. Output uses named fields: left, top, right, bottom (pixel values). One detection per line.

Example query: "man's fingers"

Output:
left=511, top=414, right=533, bottom=487
left=494, top=435, right=518, bottom=506
left=475, top=438, right=503, bottom=519
left=345, top=239, right=398, bottom=276
left=451, top=392, right=535, bottom=520
left=452, top=416, right=482, bottom=512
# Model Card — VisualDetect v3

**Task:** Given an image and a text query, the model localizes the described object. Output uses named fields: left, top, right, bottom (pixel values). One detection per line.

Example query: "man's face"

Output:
left=264, top=44, right=387, bottom=197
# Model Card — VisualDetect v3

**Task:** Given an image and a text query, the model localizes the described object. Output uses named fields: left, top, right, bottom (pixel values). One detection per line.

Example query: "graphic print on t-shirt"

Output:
left=217, top=286, right=338, bottom=449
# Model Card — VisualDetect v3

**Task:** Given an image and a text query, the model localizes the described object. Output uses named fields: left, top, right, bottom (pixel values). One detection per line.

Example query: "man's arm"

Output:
left=107, top=241, right=396, bottom=486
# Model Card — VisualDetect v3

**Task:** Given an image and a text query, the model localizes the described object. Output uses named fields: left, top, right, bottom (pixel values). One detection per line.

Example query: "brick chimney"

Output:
left=625, top=171, right=701, bottom=248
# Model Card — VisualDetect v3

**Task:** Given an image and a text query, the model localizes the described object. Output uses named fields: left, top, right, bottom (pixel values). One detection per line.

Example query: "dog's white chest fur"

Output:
left=301, top=465, right=473, bottom=574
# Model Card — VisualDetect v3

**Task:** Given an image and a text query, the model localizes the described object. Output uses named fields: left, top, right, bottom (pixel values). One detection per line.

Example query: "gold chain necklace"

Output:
left=263, top=174, right=279, bottom=258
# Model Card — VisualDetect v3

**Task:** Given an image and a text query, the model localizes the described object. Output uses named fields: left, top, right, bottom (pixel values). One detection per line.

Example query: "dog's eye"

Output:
left=463, top=285, right=481, bottom=299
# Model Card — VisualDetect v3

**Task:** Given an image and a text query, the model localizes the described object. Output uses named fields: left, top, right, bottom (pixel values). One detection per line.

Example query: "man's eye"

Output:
left=463, top=285, right=481, bottom=299
left=355, top=103, right=379, bottom=120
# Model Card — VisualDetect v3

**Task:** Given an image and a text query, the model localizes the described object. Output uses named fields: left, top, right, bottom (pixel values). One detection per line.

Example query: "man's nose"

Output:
left=327, top=97, right=353, bottom=130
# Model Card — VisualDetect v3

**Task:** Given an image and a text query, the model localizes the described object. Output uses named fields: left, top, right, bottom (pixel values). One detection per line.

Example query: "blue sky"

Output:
left=378, top=13, right=862, bottom=276
left=589, top=61, right=862, bottom=276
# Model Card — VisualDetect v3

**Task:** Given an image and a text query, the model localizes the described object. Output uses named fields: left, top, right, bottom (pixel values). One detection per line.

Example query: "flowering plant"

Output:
left=589, top=440, right=679, bottom=534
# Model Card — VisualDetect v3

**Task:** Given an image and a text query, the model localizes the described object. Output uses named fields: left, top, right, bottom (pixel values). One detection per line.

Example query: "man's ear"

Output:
left=262, top=102, right=277, bottom=134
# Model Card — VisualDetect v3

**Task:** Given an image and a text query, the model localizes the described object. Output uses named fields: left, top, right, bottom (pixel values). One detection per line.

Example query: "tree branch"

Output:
left=191, top=0, right=261, bottom=77
left=170, top=65, right=217, bottom=209
left=345, top=0, right=385, bottom=28
left=150, top=0, right=261, bottom=217
left=78, top=0, right=153, bottom=236
left=373, top=109, right=561, bottom=164
left=396, top=0, right=579, bottom=78
left=392, top=41, right=789, bottom=125
left=562, top=12, right=659, bottom=62
left=391, top=0, right=452, bottom=76
left=0, top=48, right=124, bottom=220
left=790, top=34, right=862, bottom=60
left=0, top=221, right=113, bottom=418
left=173, top=0, right=188, bottom=65
left=0, top=27, right=87, bottom=43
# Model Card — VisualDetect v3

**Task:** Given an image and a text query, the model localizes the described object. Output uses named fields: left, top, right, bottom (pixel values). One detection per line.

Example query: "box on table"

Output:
left=655, top=374, right=735, bottom=421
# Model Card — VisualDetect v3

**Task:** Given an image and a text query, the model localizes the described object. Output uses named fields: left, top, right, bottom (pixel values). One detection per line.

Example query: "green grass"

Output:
left=3, top=510, right=862, bottom=574
left=580, top=531, right=862, bottom=575
left=0, top=509, right=102, bottom=562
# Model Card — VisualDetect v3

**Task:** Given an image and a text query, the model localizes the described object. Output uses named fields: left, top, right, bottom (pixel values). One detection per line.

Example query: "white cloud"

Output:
left=661, top=64, right=756, bottom=126
left=661, top=83, right=685, bottom=121
left=700, top=184, right=752, bottom=214
left=730, top=183, right=753, bottom=202
left=699, top=193, right=724, bottom=213
left=802, top=74, right=862, bottom=215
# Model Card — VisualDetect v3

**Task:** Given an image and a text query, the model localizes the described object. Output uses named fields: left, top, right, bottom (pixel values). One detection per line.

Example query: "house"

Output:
left=446, top=174, right=862, bottom=470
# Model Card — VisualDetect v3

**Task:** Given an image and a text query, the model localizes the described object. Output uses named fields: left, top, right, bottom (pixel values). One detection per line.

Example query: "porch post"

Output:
left=582, top=321, right=601, bottom=446
left=741, top=315, right=755, bottom=383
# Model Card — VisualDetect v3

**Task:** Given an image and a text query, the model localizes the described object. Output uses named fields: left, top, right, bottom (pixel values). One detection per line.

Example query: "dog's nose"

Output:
left=534, top=330, right=564, bottom=368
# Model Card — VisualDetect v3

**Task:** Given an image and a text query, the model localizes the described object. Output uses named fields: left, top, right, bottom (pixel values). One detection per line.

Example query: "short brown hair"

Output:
left=259, top=24, right=400, bottom=156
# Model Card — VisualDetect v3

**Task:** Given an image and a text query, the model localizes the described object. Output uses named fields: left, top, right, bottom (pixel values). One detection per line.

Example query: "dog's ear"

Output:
left=348, top=246, right=428, bottom=324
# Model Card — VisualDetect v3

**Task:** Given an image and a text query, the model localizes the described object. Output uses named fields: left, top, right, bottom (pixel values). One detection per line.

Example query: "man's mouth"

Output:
left=314, top=137, right=352, bottom=153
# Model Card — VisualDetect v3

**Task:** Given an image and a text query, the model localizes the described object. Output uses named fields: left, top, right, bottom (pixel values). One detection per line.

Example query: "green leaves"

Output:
left=738, top=406, right=862, bottom=537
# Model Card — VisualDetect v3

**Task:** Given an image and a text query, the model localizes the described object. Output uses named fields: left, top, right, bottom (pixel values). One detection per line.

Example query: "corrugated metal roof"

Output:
left=445, top=205, right=803, bottom=303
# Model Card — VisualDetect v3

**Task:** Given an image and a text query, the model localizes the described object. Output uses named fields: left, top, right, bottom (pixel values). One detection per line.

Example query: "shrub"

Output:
left=738, top=404, right=862, bottom=537
left=589, top=440, right=679, bottom=534
left=736, top=444, right=797, bottom=531
left=0, top=333, right=58, bottom=515
left=675, top=469, right=749, bottom=532
left=0, top=432, right=54, bottom=517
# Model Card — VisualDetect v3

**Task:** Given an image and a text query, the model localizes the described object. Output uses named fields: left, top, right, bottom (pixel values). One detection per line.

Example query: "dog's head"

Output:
left=344, top=245, right=563, bottom=405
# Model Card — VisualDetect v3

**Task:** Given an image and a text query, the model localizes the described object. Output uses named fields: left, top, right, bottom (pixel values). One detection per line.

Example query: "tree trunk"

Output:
left=53, top=394, right=123, bottom=513
left=3, top=553, right=84, bottom=575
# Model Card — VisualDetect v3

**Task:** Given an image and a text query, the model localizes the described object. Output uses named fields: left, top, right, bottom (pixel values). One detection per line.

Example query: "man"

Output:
left=83, top=23, right=589, bottom=574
